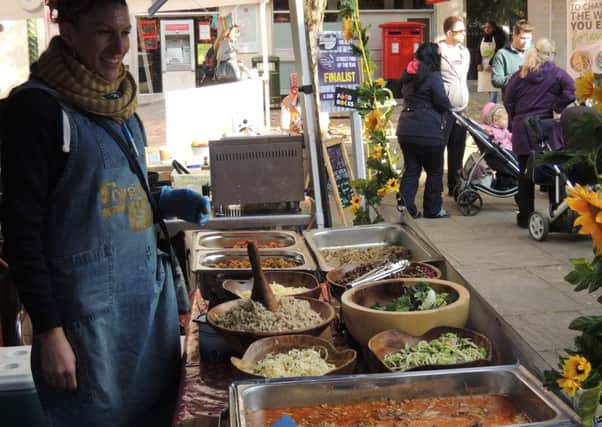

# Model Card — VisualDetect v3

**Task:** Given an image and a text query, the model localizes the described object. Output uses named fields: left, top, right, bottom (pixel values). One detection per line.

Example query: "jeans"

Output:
left=488, top=91, right=498, bottom=103
left=399, top=141, right=445, bottom=217
left=444, top=113, right=467, bottom=193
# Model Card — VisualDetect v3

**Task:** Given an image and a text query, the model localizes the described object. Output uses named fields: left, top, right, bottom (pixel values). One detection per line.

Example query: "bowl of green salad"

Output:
left=341, top=278, right=470, bottom=346
left=368, top=326, right=492, bottom=373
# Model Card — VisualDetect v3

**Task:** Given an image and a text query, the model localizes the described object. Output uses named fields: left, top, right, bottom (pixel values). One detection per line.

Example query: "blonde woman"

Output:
left=215, top=24, right=248, bottom=81
left=503, top=38, right=575, bottom=228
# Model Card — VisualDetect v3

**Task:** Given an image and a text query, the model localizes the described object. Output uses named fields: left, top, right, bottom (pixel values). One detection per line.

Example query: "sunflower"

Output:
left=351, top=195, right=362, bottom=209
left=557, top=376, right=582, bottom=397
left=342, top=17, right=353, bottom=41
left=374, top=78, right=385, bottom=88
left=351, top=204, right=360, bottom=214
left=562, top=355, right=592, bottom=382
left=365, top=110, right=383, bottom=131
left=377, top=187, right=387, bottom=198
left=575, top=71, right=595, bottom=103
left=386, top=178, right=399, bottom=193
left=372, top=145, right=383, bottom=160
left=566, top=184, right=602, bottom=253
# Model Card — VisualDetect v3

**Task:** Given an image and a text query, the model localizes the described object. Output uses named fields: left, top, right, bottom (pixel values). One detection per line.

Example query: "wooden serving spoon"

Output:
left=247, top=241, right=280, bottom=311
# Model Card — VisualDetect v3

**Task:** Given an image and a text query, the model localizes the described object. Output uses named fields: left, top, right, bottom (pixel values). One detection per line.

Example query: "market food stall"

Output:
left=172, top=222, right=580, bottom=427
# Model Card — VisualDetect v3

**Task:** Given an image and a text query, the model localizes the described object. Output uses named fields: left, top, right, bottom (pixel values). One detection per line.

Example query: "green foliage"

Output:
left=578, top=384, right=602, bottom=427
left=565, top=257, right=602, bottom=293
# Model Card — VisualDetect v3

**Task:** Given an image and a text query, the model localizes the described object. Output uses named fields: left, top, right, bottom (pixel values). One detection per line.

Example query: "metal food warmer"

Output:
left=189, top=230, right=317, bottom=307
left=229, top=365, right=579, bottom=426
left=303, top=223, right=442, bottom=273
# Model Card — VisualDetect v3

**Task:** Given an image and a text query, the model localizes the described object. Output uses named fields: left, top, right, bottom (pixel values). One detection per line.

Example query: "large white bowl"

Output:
left=341, top=278, right=470, bottom=346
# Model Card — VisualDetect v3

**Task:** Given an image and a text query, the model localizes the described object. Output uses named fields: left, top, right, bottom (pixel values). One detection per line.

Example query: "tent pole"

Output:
left=288, top=0, right=327, bottom=228
left=259, top=0, right=270, bottom=130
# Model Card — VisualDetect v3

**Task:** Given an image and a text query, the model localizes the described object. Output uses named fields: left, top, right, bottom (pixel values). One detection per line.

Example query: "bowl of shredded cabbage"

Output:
left=230, top=334, right=356, bottom=379
left=368, top=326, right=492, bottom=373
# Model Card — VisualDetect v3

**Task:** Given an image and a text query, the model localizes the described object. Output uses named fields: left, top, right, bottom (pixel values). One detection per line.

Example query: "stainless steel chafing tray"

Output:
left=195, top=230, right=300, bottom=250
left=197, top=250, right=311, bottom=270
left=229, top=365, right=578, bottom=427
left=303, top=223, right=440, bottom=272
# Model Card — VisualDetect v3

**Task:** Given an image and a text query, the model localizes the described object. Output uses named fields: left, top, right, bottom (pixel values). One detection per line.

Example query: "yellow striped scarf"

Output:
left=32, top=36, right=137, bottom=123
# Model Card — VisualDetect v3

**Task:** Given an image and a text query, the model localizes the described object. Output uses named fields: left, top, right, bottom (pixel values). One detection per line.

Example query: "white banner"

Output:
left=566, top=0, right=602, bottom=78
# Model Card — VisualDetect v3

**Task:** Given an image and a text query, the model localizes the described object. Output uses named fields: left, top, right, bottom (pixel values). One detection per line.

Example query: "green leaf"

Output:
left=569, top=316, right=602, bottom=336
left=564, top=258, right=602, bottom=293
left=576, top=383, right=602, bottom=427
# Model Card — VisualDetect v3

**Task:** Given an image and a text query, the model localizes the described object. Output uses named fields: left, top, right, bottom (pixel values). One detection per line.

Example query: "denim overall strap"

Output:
left=31, top=110, right=180, bottom=427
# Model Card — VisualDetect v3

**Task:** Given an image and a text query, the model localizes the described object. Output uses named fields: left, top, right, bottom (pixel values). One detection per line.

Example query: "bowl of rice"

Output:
left=222, top=271, right=321, bottom=300
left=207, top=296, right=335, bottom=355
left=230, top=334, right=356, bottom=379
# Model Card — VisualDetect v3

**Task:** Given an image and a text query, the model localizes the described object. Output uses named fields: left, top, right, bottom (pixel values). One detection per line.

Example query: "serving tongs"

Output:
left=348, top=259, right=410, bottom=288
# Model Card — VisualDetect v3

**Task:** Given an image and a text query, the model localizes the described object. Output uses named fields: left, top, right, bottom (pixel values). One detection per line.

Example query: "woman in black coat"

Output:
left=396, top=42, right=451, bottom=218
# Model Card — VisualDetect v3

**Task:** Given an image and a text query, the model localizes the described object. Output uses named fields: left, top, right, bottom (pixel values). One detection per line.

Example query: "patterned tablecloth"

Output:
left=174, top=290, right=232, bottom=427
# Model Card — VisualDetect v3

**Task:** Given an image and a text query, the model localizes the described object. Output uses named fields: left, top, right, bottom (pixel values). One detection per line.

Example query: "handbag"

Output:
left=86, top=114, right=191, bottom=314
left=215, top=61, right=238, bottom=81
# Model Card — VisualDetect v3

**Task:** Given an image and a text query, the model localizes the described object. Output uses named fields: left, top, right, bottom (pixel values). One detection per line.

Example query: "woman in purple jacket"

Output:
left=503, top=38, right=575, bottom=228
left=396, top=42, right=451, bottom=219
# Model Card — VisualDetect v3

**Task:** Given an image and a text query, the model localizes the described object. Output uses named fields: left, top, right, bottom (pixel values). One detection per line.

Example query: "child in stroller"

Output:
left=450, top=111, right=520, bottom=216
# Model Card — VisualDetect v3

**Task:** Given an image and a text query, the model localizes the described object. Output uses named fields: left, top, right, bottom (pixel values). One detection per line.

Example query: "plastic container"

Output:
left=193, top=315, right=233, bottom=364
left=0, top=346, right=46, bottom=427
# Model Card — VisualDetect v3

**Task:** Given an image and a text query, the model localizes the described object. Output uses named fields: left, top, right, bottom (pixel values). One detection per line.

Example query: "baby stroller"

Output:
left=523, top=114, right=582, bottom=241
left=451, top=111, right=520, bottom=216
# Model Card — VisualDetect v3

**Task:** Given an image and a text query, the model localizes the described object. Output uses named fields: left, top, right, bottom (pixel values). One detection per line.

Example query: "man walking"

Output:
left=491, top=19, right=534, bottom=99
left=439, top=15, right=470, bottom=199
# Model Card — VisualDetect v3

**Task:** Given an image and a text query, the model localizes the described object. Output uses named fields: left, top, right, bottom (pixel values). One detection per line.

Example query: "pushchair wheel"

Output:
left=457, top=190, right=482, bottom=216
left=528, top=212, right=550, bottom=241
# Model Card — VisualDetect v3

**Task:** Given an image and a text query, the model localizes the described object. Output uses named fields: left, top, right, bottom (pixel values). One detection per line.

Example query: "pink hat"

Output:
left=481, top=102, right=505, bottom=125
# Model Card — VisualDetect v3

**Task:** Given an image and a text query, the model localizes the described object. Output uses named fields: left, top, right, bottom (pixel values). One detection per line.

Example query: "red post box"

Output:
left=379, top=22, right=425, bottom=80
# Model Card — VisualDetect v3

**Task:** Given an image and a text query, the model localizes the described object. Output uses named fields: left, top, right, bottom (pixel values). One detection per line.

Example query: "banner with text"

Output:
left=566, top=0, right=602, bottom=78
left=317, top=31, right=360, bottom=113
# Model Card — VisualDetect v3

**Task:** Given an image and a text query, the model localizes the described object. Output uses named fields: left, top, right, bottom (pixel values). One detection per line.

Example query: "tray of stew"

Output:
left=229, top=365, right=578, bottom=426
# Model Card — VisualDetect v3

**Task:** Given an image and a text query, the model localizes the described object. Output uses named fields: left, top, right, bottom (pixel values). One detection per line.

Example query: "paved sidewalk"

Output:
left=138, top=82, right=600, bottom=371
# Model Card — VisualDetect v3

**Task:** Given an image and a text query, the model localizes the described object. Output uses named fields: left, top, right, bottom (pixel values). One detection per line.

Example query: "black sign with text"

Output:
left=334, top=87, right=358, bottom=109
left=326, top=144, right=353, bottom=207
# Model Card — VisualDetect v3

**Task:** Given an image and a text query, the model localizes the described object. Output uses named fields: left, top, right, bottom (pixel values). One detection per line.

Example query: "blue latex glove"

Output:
left=271, top=415, right=297, bottom=427
left=159, top=186, right=211, bottom=225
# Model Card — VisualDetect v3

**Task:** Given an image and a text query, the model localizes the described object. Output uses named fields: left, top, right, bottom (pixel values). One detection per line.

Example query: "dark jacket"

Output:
left=504, top=61, right=575, bottom=155
left=396, top=70, right=451, bottom=146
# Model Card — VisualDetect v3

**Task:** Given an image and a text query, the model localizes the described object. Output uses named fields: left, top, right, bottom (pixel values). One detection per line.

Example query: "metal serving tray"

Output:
left=303, top=223, right=439, bottom=272
left=229, top=365, right=578, bottom=427
left=195, top=230, right=300, bottom=250
left=197, top=250, right=308, bottom=270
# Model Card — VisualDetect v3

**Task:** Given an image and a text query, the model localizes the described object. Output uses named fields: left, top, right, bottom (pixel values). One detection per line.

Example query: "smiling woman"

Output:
left=0, top=1, right=212, bottom=426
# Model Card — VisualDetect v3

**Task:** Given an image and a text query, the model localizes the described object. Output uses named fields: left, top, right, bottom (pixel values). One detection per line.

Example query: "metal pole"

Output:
left=288, top=0, right=325, bottom=228
left=259, top=0, right=271, bottom=130
left=350, top=110, right=366, bottom=179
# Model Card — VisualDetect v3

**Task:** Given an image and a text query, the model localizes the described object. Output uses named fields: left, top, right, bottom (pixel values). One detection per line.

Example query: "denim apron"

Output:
left=30, top=111, right=181, bottom=427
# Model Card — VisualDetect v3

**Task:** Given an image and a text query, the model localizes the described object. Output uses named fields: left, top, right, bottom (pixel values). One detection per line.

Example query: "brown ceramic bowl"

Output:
left=326, top=262, right=442, bottom=300
left=207, top=296, right=335, bottom=355
left=368, top=326, right=492, bottom=373
left=230, top=334, right=356, bottom=380
left=223, top=271, right=321, bottom=300
left=341, top=278, right=470, bottom=346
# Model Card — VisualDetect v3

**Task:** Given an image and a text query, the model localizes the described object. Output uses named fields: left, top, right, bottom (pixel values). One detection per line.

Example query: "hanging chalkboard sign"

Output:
left=323, top=139, right=355, bottom=225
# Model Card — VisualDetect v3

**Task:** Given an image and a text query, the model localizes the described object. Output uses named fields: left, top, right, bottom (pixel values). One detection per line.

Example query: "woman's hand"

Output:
left=38, top=327, right=78, bottom=390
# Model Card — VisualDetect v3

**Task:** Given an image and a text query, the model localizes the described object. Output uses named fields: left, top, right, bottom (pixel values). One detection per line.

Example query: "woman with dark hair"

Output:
left=1, top=0, right=210, bottom=425
left=477, top=20, right=508, bottom=102
left=396, top=42, right=452, bottom=219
